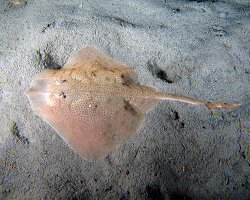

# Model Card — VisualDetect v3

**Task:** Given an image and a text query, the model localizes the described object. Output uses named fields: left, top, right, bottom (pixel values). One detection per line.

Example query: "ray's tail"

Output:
left=155, top=92, right=240, bottom=110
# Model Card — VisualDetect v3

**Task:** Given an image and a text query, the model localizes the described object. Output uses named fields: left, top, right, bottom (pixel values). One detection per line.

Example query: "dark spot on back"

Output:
left=121, top=74, right=134, bottom=86
left=123, top=100, right=137, bottom=116
left=91, top=71, right=97, bottom=77
left=93, top=104, right=98, bottom=111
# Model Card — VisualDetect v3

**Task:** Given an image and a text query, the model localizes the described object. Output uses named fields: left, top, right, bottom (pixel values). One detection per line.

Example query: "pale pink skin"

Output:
left=25, top=47, right=240, bottom=160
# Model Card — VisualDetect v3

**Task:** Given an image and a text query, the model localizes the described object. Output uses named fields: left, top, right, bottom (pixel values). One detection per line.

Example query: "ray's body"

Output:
left=26, top=47, right=239, bottom=160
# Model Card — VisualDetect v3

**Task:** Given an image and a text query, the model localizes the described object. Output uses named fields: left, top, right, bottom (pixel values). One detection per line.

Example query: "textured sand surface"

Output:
left=0, top=0, right=249, bottom=199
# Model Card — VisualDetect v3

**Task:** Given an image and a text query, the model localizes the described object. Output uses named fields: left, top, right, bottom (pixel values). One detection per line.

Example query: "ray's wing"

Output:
left=64, top=46, right=127, bottom=70
left=69, top=93, right=146, bottom=160
left=30, top=88, right=145, bottom=160
left=64, top=46, right=138, bottom=86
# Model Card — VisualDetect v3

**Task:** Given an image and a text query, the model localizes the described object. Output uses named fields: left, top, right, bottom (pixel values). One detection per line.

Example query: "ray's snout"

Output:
left=26, top=79, right=49, bottom=93
left=25, top=78, right=52, bottom=106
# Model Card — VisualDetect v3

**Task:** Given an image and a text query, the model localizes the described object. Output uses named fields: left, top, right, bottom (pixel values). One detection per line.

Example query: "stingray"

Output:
left=25, top=46, right=239, bottom=160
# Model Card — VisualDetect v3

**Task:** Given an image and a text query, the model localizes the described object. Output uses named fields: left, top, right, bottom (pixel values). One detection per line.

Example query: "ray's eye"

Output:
left=56, top=80, right=66, bottom=85
left=55, top=91, right=66, bottom=98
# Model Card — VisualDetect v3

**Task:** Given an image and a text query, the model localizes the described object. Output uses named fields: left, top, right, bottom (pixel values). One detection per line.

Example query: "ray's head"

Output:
left=25, top=69, right=70, bottom=112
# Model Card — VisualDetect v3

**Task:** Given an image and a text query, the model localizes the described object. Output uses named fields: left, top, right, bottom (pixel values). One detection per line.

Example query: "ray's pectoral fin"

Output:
left=61, top=96, right=146, bottom=160
left=64, top=47, right=136, bottom=76
left=64, top=46, right=138, bottom=86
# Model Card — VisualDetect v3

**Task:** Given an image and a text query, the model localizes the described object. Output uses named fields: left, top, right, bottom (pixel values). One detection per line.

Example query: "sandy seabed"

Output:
left=0, top=0, right=249, bottom=199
